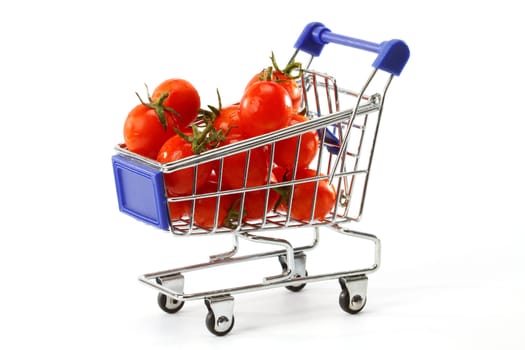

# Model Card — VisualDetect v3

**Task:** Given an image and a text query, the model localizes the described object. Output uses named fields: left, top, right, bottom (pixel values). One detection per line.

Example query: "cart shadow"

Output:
left=139, top=282, right=441, bottom=338
left=233, top=282, right=446, bottom=333
left=231, top=285, right=382, bottom=333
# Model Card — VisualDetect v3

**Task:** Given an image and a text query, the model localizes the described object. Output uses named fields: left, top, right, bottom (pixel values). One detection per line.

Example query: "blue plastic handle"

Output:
left=294, top=22, right=410, bottom=76
left=318, top=128, right=341, bottom=155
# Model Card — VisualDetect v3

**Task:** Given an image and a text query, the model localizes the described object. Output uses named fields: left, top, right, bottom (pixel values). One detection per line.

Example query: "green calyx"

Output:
left=270, top=51, right=303, bottom=80
left=271, top=185, right=292, bottom=211
left=175, top=89, right=227, bottom=155
left=224, top=198, right=245, bottom=229
left=135, top=84, right=182, bottom=130
left=255, top=52, right=303, bottom=83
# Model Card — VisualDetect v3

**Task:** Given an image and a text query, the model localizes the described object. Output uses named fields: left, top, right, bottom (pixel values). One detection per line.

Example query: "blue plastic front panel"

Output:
left=112, top=154, right=169, bottom=230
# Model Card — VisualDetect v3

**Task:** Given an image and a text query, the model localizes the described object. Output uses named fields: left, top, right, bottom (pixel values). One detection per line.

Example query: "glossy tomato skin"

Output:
left=124, top=104, right=177, bottom=159
left=214, top=104, right=243, bottom=137
left=273, top=71, right=302, bottom=112
left=289, top=168, right=336, bottom=221
left=234, top=170, right=280, bottom=221
left=151, top=78, right=201, bottom=129
left=168, top=200, right=190, bottom=221
left=245, top=70, right=302, bottom=112
left=239, top=81, right=292, bottom=138
left=274, top=114, right=320, bottom=171
left=215, top=135, right=270, bottom=190
left=239, top=189, right=279, bottom=221
left=192, top=179, right=239, bottom=229
left=157, top=133, right=213, bottom=196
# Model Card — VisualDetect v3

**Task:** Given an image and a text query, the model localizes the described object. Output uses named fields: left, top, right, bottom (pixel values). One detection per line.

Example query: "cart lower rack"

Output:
left=112, top=22, right=409, bottom=336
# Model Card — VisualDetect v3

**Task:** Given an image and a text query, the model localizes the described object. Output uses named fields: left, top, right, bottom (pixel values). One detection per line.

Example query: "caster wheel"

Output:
left=205, top=311, right=235, bottom=336
left=279, top=253, right=308, bottom=292
left=157, top=293, right=184, bottom=314
left=285, top=271, right=308, bottom=292
left=339, top=289, right=366, bottom=314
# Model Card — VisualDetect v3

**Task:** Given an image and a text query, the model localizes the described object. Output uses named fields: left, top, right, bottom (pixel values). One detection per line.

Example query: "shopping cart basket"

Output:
left=112, top=22, right=409, bottom=336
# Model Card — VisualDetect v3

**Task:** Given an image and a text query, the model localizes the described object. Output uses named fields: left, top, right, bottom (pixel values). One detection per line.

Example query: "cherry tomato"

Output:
left=213, top=104, right=243, bottom=138
left=168, top=199, right=190, bottom=221
left=234, top=171, right=280, bottom=221
left=151, top=78, right=201, bottom=129
left=274, top=113, right=319, bottom=171
left=272, top=70, right=302, bottom=112
left=239, top=81, right=292, bottom=138
left=244, top=70, right=268, bottom=92
left=123, top=104, right=178, bottom=159
left=239, top=189, right=279, bottom=221
left=157, top=133, right=214, bottom=196
left=215, top=135, right=270, bottom=190
left=271, top=164, right=288, bottom=182
left=192, top=178, right=239, bottom=229
left=288, top=168, right=336, bottom=221
left=245, top=69, right=302, bottom=112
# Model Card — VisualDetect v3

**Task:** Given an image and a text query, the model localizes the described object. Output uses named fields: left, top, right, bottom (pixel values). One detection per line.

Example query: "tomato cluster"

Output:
left=124, top=79, right=201, bottom=160
left=121, top=55, right=337, bottom=230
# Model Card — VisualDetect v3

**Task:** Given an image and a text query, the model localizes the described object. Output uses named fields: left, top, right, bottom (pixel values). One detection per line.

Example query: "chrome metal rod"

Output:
left=355, top=74, right=394, bottom=221
left=236, top=232, right=295, bottom=284
left=209, top=235, right=239, bottom=262
left=328, top=68, right=378, bottom=185
left=140, top=226, right=379, bottom=302
left=141, top=229, right=320, bottom=281
left=333, top=225, right=381, bottom=270
left=123, top=101, right=380, bottom=173
left=141, top=266, right=377, bottom=302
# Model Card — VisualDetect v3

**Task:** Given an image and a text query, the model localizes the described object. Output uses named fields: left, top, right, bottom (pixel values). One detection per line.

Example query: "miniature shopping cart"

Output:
left=112, top=22, right=409, bottom=336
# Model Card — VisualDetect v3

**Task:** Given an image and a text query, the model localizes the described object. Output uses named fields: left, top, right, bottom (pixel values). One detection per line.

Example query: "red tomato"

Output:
left=123, top=104, right=178, bottom=159
left=245, top=69, right=302, bottom=112
left=151, top=78, right=201, bottom=129
left=271, top=164, right=288, bottom=183
left=272, top=70, right=302, bottom=112
left=239, top=81, right=292, bottom=138
left=213, top=104, right=243, bottom=138
left=157, top=133, right=214, bottom=196
left=274, top=113, right=319, bottom=170
left=192, top=179, right=239, bottom=229
left=234, top=171, right=280, bottom=221
left=215, top=136, right=270, bottom=190
left=239, top=189, right=280, bottom=221
left=168, top=200, right=190, bottom=221
left=288, top=168, right=336, bottom=221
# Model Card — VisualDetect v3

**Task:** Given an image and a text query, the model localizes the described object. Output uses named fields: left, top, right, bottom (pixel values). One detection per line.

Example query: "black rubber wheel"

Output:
left=205, top=311, right=234, bottom=336
left=338, top=289, right=366, bottom=314
left=280, top=257, right=308, bottom=292
left=285, top=270, right=308, bottom=292
left=157, top=293, right=184, bottom=314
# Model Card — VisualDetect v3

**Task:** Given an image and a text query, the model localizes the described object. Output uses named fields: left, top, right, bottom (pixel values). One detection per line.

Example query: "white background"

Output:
left=1, top=0, right=524, bottom=349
